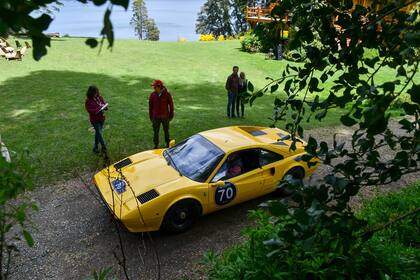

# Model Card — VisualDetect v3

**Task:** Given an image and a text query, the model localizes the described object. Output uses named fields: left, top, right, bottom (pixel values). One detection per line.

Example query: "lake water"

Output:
left=46, top=0, right=207, bottom=41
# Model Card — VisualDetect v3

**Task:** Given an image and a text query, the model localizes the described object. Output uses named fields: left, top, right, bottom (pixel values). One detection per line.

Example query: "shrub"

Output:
left=199, top=34, right=215, bottom=41
left=218, top=35, right=225, bottom=41
left=357, top=183, right=420, bottom=278
left=240, top=32, right=262, bottom=53
left=178, top=37, right=187, bottom=43
left=204, top=183, right=420, bottom=279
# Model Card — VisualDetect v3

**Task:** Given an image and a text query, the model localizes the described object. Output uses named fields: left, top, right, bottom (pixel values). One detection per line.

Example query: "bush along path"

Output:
left=7, top=122, right=419, bottom=280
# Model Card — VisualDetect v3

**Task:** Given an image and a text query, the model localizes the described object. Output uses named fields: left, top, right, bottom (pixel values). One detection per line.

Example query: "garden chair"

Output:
left=25, top=41, right=32, bottom=48
left=4, top=47, right=26, bottom=60
left=20, top=46, right=27, bottom=56
left=0, top=47, right=6, bottom=57
left=15, top=40, right=22, bottom=49
left=4, top=51, right=22, bottom=60
left=0, top=37, right=7, bottom=48
left=2, top=41, right=14, bottom=52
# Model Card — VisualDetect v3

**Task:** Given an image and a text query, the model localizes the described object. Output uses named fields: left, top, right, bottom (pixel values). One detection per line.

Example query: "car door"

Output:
left=207, top=149, right=264, bottom=212
left=259, top=149, right=285, bottom=192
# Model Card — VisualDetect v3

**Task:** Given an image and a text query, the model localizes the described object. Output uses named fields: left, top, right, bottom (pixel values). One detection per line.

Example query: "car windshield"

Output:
left=164, top=134, right=225, bottom=182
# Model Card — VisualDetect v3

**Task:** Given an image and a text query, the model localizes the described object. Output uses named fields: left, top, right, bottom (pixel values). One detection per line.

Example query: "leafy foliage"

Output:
left=241, top=22, right=288, bottom=53
left=144, top=18, right=160, bottom=41
left=84, top=267, right=115, bottom=280
left=0, top=153, right=35, bottom=279
left=230, top=0, right=249, bottom=34
left=210, top=0, right=419, bottom=278
left=0, top=0, right=129, bottom=60
left=130, top=0, right=160, bottom=41
left=357, top=183, right=420, bottom=278
left=196, top=0, right=248, bottom=37
left=240, top=31, right=263, bottom=52
left=204, top=183, right=420, bottom=279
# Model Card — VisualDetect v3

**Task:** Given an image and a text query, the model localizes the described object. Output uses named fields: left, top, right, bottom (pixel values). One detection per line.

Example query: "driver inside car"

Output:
left=226, top=154, right=244, bottom=178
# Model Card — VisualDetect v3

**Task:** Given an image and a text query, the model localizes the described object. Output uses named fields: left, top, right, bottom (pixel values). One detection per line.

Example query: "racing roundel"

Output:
left=215, top=182, right=236, bottom=205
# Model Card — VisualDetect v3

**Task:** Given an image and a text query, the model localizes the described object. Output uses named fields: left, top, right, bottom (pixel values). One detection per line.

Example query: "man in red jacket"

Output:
left=149, top=80, right=174, bottom=149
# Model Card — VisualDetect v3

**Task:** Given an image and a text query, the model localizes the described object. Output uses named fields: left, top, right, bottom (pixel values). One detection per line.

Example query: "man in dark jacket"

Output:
left=225, top=66, right=239, bottom=118
left=149, top=80, right=174, bottom=149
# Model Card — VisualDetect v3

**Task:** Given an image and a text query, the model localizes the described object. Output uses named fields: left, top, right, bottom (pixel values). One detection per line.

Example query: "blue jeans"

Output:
left=91, top=122, right=106, bottom=150
left=227, top=92, right=236, bottom=117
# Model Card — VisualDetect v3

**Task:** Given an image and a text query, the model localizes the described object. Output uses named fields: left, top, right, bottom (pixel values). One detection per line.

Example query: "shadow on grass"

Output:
left=0, top=70, right=278, bottom=184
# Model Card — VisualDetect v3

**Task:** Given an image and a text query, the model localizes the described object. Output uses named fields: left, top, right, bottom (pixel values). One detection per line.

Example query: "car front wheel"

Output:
left=278, top=167, right=304, bottom=196
left=162, top=200, right=200, bottom=233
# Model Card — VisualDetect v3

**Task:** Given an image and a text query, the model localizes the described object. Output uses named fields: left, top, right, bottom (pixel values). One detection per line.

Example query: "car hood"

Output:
left=94, top=150, right=189, bottom=205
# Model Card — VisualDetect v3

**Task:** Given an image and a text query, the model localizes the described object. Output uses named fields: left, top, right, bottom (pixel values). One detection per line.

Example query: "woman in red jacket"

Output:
left=85, top=86, right=108, bottom=153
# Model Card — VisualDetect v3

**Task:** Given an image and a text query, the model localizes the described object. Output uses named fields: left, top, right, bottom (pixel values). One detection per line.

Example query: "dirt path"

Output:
left=8, top=123, right=419, bottom=280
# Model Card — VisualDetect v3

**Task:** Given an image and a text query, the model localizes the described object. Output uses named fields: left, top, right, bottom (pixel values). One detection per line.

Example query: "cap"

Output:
left=151, top=80, right=164, bottom=87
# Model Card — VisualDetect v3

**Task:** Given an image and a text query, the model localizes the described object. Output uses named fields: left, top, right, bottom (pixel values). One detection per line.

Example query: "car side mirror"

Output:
left=169, top=139, right=176, bottom=148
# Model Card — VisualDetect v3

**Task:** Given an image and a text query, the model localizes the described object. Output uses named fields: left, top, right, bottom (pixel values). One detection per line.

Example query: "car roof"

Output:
left=199, top=126, right=302, bottom=153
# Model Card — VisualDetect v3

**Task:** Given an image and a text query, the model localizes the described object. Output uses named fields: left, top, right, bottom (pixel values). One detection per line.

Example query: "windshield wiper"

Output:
left=163, top=151, right=182, bottom=177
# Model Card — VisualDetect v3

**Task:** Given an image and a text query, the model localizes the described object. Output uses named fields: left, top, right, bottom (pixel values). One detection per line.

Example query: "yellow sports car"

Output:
left=93, top=126, right=318, bottom=233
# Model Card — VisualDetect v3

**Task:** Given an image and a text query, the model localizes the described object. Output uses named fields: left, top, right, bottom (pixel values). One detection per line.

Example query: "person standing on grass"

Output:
left=85, top=85, right=108, bottom=154
left=236, top=72, right=247, bottom=118
left=225, top=66, right=239, bottom=118
left=149, top=80, right=174, bottom=149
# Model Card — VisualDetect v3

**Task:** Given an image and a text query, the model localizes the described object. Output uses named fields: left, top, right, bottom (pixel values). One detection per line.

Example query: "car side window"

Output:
left=211, top=149, right=262, bottom=182
left=212, top=161, right=228, bottom=182
left=259, top=149, right=283, bottom=167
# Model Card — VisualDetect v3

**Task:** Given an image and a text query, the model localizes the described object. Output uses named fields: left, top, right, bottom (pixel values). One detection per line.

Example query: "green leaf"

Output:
left=397, top=66, right=406, bottom=77
left=33, top=13, right=53, bottom=30
left=93, top=0, right=107, bottom=5
left=23, top=230, right=34, bottom=247
left=402, top=102, right=418, bottom=115
left=297, top=125, right=304, bottom=138
left=85, top=38, right=98, bottom=48
left=101, top=8, right=114, bottom=48
left=274, top=97, right=284, bottom=107
left=320, top=73, right=328, bottom=83
left=294, top=209, right=309, bottom=225
left=365, top=56, right=380, bottom=68
left=248, top=81, right=254, bottom=92
left=381, top=82, right=395, bottom=93
left=269, top=201, right=288, bottom=216
left=399, top=118, right=412, bottom=130
left=306, top=136, right=317, bottom=154
left=309, top=77, right=319, bottom=93
left=32, top=35, right=51, bottom=61
left=111, top=0, right=130, bottom=9
left=315, top=109, right=327, bottom=120
left=284, top=79, right=293, bottom=94
left=270, top=84, right=279, bottom=93
left=340, top=114, right=357, bottom=126
left=408, top=85, right=420, bottom=104
left=263, top=239, right=283, bottom=246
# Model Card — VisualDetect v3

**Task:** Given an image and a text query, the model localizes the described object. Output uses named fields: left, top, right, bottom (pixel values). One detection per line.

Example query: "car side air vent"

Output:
left=137, top=189, right=160, bottom=204
left=250, top=130, right=267, bottom=136
left=114, top=158, right=132, bottom=170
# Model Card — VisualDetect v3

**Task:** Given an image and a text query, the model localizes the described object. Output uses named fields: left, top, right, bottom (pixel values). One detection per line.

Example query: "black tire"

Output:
left=278, top=167, right=304, bottom=196
left=161, top=200, right=201, bottom=233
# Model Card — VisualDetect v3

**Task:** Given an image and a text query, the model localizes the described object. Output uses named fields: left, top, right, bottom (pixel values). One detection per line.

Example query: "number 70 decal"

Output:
left=215, top=182, right=237, bottom=205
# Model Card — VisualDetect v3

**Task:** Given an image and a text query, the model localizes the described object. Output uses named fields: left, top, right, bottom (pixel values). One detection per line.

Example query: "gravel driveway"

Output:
left=8, top=123, right=419, bottom=280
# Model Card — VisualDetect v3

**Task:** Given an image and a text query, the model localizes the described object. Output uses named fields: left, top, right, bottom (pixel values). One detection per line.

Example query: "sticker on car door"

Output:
left=215, top=182, right=236, bottom=205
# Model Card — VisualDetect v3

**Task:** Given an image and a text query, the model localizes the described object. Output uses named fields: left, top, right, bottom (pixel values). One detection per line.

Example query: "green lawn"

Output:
left=0, top=38, right=345, bottom=184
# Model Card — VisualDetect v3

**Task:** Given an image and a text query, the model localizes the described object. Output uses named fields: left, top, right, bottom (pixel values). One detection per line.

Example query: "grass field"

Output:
left=1, top=38, right=346, bottom=184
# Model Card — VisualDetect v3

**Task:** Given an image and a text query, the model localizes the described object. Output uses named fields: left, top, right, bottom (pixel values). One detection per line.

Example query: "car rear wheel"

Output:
left=162, top=200, right=201, bottom=233
left=278, top=167, right=304, bottom=196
